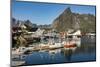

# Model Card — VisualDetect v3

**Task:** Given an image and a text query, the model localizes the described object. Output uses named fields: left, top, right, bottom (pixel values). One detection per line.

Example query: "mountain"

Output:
left=11, top=18, right=52, bottom=29
left=38, top=24, right=52, bottom=29
left=12, top=18, right=17, bottom=27
left=52, top=7, right=96, bottom=33
left=24, top=20, right=37, bottom=28
left=12, top=18, right=37, bottom=28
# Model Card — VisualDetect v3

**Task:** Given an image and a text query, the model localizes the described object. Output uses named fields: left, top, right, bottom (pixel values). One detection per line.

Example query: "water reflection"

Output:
left=49, top=49, right=61, bottom=55
left=22, top=36, right=96, bottom=65
left=61, top=49, right=73, bottom=62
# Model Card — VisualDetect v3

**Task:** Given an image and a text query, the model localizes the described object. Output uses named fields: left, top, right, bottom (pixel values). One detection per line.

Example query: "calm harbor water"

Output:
left=20, top=36, right=96, bottom=66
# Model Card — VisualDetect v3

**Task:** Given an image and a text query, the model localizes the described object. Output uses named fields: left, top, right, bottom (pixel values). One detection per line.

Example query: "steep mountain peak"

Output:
left=52, top=7, right=96, bottom=33
left=63, top=7, right=72, bottom=15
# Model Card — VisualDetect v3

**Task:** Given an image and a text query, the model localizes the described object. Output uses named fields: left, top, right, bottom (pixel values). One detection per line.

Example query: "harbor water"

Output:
left=19, top=35, right=96, bottom=66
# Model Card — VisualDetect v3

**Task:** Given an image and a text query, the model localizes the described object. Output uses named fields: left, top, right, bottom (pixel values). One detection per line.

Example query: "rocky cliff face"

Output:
left=52, top=7, right=96, bottom=33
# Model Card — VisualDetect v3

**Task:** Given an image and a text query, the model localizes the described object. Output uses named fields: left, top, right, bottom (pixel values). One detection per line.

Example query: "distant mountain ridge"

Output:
left=52, top=7, right=96, bottom=33
left=12, top=18, right=51, bottom=29
left=12, top=7, right=96, bottom=33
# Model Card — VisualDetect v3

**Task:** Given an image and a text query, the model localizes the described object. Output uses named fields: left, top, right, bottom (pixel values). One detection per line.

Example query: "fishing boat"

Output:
left=39, top=43, right=49, bottom=50
left=63, top=40, right=77, bottom=50
left=48, top=42, right=63, bottom=50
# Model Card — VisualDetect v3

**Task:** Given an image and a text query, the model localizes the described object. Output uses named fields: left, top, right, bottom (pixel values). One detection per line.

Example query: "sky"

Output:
left=12, top=0, right=96, bottom=25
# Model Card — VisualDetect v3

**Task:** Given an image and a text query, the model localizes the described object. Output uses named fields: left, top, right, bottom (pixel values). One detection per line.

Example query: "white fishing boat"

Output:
left=48, top=42, right=62, bottom=49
